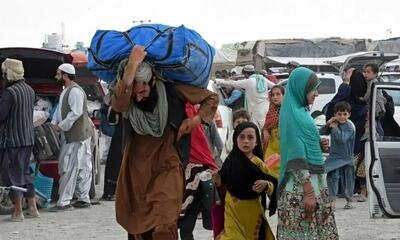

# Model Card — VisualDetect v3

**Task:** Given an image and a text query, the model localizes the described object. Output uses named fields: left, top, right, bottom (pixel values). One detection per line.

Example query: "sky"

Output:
left=1, top=0, right=399, bottom=49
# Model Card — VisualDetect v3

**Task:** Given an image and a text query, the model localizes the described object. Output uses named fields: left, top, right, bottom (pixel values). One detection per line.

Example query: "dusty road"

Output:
left=1, top=145, right=400, bottom=240
left=1, top=192, right=400, bottom=239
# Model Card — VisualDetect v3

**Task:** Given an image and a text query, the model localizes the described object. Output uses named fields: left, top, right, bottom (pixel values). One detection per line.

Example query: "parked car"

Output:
left=0, top=47, right=104, bottom=199
left=279, top=72, right=342, bottom=120
left=279, top=52, right=400, bottom=120
left=365, top=82, right=400, bottom=218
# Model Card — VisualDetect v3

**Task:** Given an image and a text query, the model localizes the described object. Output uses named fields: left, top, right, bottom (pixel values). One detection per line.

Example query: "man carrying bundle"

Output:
left=111, top=45, right=218, bottom=240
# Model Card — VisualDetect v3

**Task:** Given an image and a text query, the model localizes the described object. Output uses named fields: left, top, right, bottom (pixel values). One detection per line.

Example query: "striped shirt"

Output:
left=0, top=80, right=35, bottom=148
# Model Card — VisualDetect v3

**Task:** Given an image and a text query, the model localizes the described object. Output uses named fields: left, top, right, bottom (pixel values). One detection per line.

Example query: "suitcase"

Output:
left=33, top=125, right=53, bottom=160
left=33, top=124, right=60, bottom=160
left=42, top=123, right=60, bottom=158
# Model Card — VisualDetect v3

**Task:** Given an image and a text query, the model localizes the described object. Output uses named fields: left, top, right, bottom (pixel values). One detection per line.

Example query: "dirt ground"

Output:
left=1, top=137, right=400, bottom=240
left=1, top=183, right=400, bottom=240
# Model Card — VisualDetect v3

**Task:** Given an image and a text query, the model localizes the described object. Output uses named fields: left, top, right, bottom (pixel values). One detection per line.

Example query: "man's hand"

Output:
left=128, top=45, right=147, bottom=67
left=253, top=180, right=268, bottom=193
left=51, top=124, right=61, bottom=132
left=123, top=45, right=147, bottom=86
left=177, top=115, right=202, bottom=140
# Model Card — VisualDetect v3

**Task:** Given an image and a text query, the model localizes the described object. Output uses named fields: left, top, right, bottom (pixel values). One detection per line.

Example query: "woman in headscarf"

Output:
left=263, top=85, right=285, bottom=178
left=213, top=121, right=278, bottom=240
left=277, top=67, right=338, bottom=239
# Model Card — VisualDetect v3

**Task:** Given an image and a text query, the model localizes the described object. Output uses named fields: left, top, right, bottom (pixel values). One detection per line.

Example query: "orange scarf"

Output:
left=263, top=102, right=281, bottom=131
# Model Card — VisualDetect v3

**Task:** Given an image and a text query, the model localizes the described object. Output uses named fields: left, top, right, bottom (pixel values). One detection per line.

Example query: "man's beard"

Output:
left=56, top=78, right=65, bottom=85
left=135, top=86, right=158, bottom=112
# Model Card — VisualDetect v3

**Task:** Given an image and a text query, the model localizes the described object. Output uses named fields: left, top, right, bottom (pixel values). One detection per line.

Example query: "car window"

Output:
left=318, top=78, right=336, bottom=94
left=385, top=89, right=400, bottom=106
left=381, top=75, right=400, bottom=82
left=378, top=88, right=400, bottom=141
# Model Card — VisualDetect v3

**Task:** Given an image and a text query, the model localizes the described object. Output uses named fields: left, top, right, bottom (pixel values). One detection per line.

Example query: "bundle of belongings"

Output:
left=33, top=98, right=51, bottom=127
left=32, top=97, right=60, bottom=161
left=87, top=23, right=215, bottom=88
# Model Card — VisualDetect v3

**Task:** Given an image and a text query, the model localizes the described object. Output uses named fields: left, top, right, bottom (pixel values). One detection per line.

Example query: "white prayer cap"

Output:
left=58, top=63, right=76, bottom=75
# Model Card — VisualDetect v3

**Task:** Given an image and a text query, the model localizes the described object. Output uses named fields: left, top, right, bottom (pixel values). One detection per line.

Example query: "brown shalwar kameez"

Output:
left=112, top=79, right=218, bottom=239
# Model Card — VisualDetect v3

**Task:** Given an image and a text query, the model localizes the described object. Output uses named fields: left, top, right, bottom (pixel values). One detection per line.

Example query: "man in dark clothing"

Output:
left=100, top=106, right=124, bottom=201
left=0, top=58, right=39, bottom=221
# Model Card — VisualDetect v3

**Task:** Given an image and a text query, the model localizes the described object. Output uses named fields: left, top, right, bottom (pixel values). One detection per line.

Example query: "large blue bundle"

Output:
left=88, top=24, right=215, bottom=87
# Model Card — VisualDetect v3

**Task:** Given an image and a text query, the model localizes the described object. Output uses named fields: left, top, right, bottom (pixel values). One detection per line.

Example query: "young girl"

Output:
left=263, top=85, right=285, bottom=178
left=213, top=122, right=277, bottom=240
left=212, top=109, right=250, bottom=239
left=225, top=108, right=251, bottom=155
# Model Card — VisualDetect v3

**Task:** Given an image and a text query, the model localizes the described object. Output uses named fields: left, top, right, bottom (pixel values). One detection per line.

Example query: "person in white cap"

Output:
left=49, top=63, right=94, bottom=211
left=0, top=58, right=40, bottom=221
left=215, top=65, right=275, bottom=129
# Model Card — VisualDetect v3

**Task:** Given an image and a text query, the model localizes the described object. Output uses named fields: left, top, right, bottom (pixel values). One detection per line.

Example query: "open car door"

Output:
left=366, top=82, right=400, bottom=218
left=339, top=51, right=399, bottom=75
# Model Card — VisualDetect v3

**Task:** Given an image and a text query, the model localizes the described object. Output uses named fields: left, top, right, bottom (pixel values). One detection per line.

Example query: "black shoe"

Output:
left=100, top=194, right=115, bottom=201
left=72, top=201, right=91, bottom=209
left=48, top=204, right=73, bottom=212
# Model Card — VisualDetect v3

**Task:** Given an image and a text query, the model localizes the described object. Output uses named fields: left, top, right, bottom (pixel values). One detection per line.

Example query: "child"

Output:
left=262, top=85, right=285, bottom=178
left=225, top=108, right=250, bottom=154
left=212, top=109, right=250, bottom=239
left=179, top=104, right=218, bottom=240
left=212, top=122, right=277, bottom=239
left=362, top=63, right=386, bottom=137
left=320, top=101, right=356, bottom=209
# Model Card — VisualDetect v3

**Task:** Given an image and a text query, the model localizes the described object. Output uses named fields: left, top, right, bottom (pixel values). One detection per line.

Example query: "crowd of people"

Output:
left=2, top=45, right=398, bottom=240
